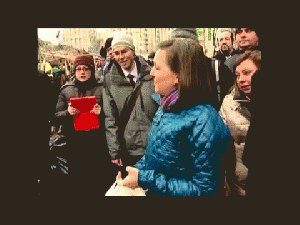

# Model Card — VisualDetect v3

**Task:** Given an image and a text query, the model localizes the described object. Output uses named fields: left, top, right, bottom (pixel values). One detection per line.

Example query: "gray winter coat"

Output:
left=54, top=79, right=104, bottom=133
left=103, top=56, right=159, bottom=160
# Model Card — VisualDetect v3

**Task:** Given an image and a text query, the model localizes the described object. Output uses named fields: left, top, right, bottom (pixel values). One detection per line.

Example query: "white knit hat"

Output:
left=112, top=33, right=135, bottom=51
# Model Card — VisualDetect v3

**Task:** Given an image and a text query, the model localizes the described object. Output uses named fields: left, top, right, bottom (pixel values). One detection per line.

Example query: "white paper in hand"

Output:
left=105, top=181, right=146, bottom=196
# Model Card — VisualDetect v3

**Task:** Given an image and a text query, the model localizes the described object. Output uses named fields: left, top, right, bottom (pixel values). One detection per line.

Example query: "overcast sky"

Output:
left=37, top=28, right=108, bottom=44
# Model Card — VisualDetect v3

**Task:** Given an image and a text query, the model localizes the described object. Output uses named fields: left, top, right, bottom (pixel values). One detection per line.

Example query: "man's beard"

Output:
left=220, top=45, right=230, bottom=56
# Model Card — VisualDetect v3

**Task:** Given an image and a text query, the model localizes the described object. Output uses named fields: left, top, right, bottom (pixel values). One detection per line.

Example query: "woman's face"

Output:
left=235, top=58, right=258, bottom=96
left=150, top=49, right=178, bottom=96
left=75, top=65, right=91, bottom=82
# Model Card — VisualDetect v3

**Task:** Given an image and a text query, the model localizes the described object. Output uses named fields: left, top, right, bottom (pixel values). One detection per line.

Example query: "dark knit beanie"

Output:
left=100, top=47, right=107, bottom=58
left=105, top=37, right=113, bottom=51
left=75, top=55, right=95, bottom=72
left=100, top=37, right=113, bottom=58
left=235, top=28, right=260, bottom=38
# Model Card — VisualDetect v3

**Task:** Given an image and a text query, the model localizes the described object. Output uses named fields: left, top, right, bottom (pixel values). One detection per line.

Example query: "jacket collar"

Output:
left=213, top=50, right=232, bottom=61
left=230, top=88, right=250, bottom=111
left=111, top=56, right=152, bottom=82
left=233, top=88, right=250, bottom=102
left=152, top=92, right=160, bottom=104
left=60, top=80, right=75, bottom=90
left=232, top=45, right=261, bottom=55
left=60, top=77, right=102, bottom=90
left=151, top=90, right=180, bottom=112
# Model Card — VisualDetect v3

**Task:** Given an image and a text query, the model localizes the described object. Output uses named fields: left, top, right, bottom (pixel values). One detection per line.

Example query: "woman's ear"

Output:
left=175, top=74, right=179, bottom=85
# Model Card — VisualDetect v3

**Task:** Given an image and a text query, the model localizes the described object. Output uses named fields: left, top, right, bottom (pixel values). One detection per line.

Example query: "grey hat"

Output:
left=171, top=28, right=198, bottom=41
left=112, top=33, right=135, bottom=51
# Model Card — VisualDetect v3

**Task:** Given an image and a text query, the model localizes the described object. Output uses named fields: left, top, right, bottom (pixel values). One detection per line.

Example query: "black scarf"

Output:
left=75, top=77, right=97, bottom=96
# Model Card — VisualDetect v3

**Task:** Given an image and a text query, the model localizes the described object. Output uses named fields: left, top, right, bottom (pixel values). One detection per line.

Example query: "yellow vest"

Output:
left=45, top=62, right=53, bottom=77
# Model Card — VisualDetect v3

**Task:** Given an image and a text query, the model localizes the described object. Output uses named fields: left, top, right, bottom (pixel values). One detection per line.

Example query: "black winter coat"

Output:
left=52, top=78, right=113, bottom=197
left=211, top=52, right=234, bottom=109
left=207, top=55, right=234, bottom=110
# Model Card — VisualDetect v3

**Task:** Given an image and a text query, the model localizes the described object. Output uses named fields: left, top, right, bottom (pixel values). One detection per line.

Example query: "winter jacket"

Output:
left=135, top=94, right=230, bottom=196
left=103, top=60, right=115, bottom=76
left=54, top=79, right=104, bottom=134
left=103, top=56, right=159, bottom=161
left=95, top=68, right=104, bottom=83
left=52, top=78, right=114, bottom=197
left=219, top=88, right=251, bottom=196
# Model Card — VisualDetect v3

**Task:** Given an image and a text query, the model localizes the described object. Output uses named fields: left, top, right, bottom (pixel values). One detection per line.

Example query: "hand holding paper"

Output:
left=90, top=103, right=101, bottom=115
left=116, top=166, right=139, bottom=189
left=68, top=102, right=79, bottom=115
left=70, top=96, right=100, bottom=131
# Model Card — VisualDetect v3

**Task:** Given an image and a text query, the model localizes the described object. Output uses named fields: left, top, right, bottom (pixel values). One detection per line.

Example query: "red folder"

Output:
left=70, top=96, right=100, bottom=131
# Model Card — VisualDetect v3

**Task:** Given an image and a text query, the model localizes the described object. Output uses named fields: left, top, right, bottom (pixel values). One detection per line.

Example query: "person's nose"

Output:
left=240, top=30, right=247, bottom=38
left=119, top=52, right=125, bottom=60
left=239, top=74, right=247, bottom=83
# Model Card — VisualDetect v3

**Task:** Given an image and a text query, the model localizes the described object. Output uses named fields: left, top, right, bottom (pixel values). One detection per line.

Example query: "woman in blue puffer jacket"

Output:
left=116, top=38, right=230, bottom=196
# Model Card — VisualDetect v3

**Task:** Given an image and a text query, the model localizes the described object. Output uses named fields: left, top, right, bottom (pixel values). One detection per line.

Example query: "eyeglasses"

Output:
left=75, top=67, right=90, bottom=72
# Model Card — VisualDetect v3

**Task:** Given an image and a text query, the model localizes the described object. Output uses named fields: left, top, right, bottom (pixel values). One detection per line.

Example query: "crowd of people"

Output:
left=35, top=27, right=263, bottom=197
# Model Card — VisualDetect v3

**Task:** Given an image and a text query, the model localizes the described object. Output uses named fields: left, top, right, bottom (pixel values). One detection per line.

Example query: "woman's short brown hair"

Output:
left=234, top=50, right=261, bottom=72
left=157, top=38, right=213, bottom=110
left=232, top=50, right=261, bottom=91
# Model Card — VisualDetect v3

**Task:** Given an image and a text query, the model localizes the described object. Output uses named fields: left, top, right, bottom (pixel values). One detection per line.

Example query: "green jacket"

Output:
left=103, top=56, right=158, bottom=160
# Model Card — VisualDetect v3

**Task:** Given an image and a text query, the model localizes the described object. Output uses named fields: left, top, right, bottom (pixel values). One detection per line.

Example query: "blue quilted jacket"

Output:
left=135, top=94, right=230, bottom=196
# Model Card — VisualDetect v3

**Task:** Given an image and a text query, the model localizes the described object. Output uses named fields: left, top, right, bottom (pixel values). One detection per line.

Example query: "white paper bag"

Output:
left=105, top=181, right=146, bottom=196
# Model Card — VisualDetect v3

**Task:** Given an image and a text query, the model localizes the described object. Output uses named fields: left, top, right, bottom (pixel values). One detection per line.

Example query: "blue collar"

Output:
left=152, top=93, right=160, bottom=104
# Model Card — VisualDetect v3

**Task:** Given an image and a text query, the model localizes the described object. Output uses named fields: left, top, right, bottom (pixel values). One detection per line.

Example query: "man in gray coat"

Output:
left=103, top=33, right=158, bottom=169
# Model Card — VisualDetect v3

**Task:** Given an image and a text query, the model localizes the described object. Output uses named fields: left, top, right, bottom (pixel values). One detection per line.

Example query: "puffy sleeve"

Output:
left=138, top=107, right=230, bottom=196
left=134, top=155, right=146, bottom=170
left=51, top=87, right=73, bottom=129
